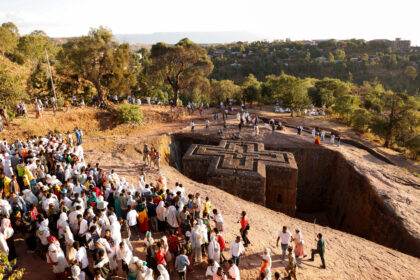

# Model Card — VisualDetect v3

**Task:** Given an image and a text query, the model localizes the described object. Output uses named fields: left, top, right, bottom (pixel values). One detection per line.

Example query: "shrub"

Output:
left=0, top=251, right=25, bottom=279
left=56, top=97, right=65, bottom=107
left=118, top=104, right=144, bottom=124
left=405, top=135, right=420, bottom=159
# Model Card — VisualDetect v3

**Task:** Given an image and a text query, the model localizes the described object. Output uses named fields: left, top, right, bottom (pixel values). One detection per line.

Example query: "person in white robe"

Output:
left=156, top=201, right=167, bottom=223
left=117, top=240, right=133, bottom=270
left=0, top=232, right=9, bottom=256
left=3, top=155, right=13, bottom=178
left=37, top=220, right=50, bottom=249
left=63, top=225, right=75, bottom=260
left=137, top=261, right=153, bottom=280
left=207, top=235, right=220, bottom=262
left=191, top=225, right=202, bottom=263
left=167, top=205, right=179, bottom=229
left=109, top=216, right=121, bottom=247
left=198, top=219, right=209, bottom=244
left=46, top=236, right=68, bottom=276
left=22, top=189, right=38, bottom=206
left=71, top=264, right=85, bottom=280
left=156, top=264, right=170, bottom=280
left=69, top=207, right=84, bottom=234
left=57, top=212, right=69, bottom=239
left=213, top=210, right=225, bottom=232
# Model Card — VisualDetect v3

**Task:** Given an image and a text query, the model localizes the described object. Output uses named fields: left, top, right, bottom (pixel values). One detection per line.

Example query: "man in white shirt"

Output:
left=276, top=226, right=292, bottom=263
left=205, top=258, right=220, bottom=278
left=213, top=209, right=225, bottom=233
left=74, top=241, right=93, bottom=280
left=69, top=205, right=83, bottom=234
left=229, top=236, right=245, bottom=266
left=77, top=214, right=89, bottom=244
left=126, top=205, right=139, bottom=240
left=227, top=259, right=241, bottom=280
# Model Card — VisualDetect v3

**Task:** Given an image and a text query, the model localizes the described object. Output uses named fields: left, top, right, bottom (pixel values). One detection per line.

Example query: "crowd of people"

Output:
left=0, top=122, right=327, bottom=280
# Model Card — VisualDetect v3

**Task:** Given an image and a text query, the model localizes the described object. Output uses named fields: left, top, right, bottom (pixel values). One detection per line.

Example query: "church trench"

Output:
left=168, top=133, right=420, bottom=258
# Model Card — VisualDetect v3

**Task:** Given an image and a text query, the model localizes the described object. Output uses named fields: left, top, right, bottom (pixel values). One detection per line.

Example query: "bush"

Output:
left=118, top=104, right=144, bottom=124
left=0, top=251, right=25, bottom=279
left=405, top=135, right=420, bottom=159
left=56, top=97, right=65, bottom=107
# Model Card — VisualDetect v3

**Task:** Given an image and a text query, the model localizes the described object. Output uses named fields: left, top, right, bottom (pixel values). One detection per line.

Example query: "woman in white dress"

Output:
left=207, top=235, right=220, bottom=262
left=46, top=236, right=68, bottom=279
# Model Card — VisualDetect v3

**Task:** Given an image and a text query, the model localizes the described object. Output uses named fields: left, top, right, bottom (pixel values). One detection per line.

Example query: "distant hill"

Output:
left=114, top=31, right=268, bottom=45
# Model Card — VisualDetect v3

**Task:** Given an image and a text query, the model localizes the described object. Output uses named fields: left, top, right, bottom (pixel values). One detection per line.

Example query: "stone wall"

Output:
left=182, top=140, right=298, bottom=216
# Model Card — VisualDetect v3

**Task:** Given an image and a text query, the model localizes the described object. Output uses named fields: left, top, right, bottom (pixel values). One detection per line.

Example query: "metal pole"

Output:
left=45, top=48, right=57, bottom=115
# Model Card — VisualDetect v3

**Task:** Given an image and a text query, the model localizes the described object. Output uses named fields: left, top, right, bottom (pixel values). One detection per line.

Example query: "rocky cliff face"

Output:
left=267, top=145, right=420, bottom=258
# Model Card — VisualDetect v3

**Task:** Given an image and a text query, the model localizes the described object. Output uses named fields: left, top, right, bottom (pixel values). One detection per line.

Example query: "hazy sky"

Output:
left=0, top=0, right=418, bottom=45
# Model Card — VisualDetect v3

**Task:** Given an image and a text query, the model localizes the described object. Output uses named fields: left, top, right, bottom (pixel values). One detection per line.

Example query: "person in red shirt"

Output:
left=93, top=185, right=103, bottom=198
left=240, top=211, right=250, bottom=247
left=167, top=229, right=180, bottom=256
left=156, top=242, right=167, bottom=266
left=214, top=227, right=227, bottom=264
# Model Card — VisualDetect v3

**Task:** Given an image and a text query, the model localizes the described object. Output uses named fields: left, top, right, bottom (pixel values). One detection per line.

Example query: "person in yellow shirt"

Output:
left=5, top=175, right=19, bottom=197
left=203, top=196, right=212, bottom=216
left=0, top=172, right=11, bottom=198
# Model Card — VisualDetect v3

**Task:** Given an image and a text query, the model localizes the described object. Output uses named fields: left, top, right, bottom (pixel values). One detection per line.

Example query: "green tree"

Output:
left=57, top=26, right=136, bottom=102
left=309, top=78, right=352, bottom=108
left=361, top=53, right=369, bottom=63
left=264, top=74, right=310, bottom=116
left=327, top=52, right=335, bottom=63
left=335, top=48, right=346, bottom=61
left=405, top=135, right=420, bottom=159
left=210, top=79, right=240, bottom=105
left=351, top=108, right=372, bottom=132
left=388, top=54, right=397, bottom=68
left=149, top=38, right=213, bottom=106
left=16, top=30, right=57, bottom=66
left=305, top=52, right=311, bottom=63
left=0, top=22, right=19, bottom=56
left=332, top=94, right=360, bottom=121
left=241, top=74, right=261, bottom=106
left=0, top=64, right=27, bottom=109
left=361, top=82, right=386, bottom=113
left=370, top=91, right=419, bottom=147
left=404, top=66, right=418, bottom=80
left=27, top=62, right=51, bottom=97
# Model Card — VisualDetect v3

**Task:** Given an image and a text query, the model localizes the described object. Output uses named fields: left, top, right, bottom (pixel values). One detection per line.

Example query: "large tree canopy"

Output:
left=210, top=79, right=240, bottom=105
left=149, top=38, right=213, bottom=106
left=0, top=22, right=19, bottom=56
left=0, top=64, right=26, bottom=109
left=263, top=74, right=310, bottom=116
left=16, top=30, right=57, bottom=66
left=57, top=26, right=136, bottom=102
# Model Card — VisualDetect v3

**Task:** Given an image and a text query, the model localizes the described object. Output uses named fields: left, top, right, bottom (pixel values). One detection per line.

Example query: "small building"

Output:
left=390, top=38, right=411, bottom=52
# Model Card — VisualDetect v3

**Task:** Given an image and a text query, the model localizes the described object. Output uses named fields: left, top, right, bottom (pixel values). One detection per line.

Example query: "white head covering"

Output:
left=71, top=265, right=81, bottom=277
left=97, top=200, right=108, bottom=210
left=157, top=264, right=170, bottom=280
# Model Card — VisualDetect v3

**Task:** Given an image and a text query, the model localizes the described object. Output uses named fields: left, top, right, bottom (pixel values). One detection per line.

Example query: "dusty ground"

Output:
left=4, top=106, right=420, bottom=280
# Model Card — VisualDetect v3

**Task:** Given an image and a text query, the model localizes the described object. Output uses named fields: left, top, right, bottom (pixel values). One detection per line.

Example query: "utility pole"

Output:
left=45, top=48, right=57, bottom=116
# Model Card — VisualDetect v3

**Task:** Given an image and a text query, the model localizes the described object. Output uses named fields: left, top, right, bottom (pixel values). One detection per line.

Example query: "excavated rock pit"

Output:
left=169, top=132, right=420, bottom=258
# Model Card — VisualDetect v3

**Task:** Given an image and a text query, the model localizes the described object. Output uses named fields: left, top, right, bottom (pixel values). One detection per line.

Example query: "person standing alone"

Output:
left=239, top=211, right=250, bottom=247
left=276, top=226, right=292, bottom=263
left=309, top=233, right=326, bottom=269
